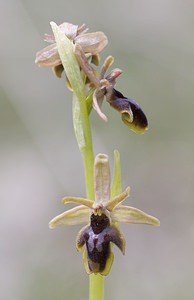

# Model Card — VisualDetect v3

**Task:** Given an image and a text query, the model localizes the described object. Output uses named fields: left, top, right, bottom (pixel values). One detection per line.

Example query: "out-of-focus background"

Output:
left=1, top=0, right=194, bottom=299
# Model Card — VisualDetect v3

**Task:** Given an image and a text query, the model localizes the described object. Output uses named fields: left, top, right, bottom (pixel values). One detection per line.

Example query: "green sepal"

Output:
left=49, top=205, right=90, bottom=228
left=112, top=205, right=160, bottom=226
left=110, top=150, right=122, bottom=198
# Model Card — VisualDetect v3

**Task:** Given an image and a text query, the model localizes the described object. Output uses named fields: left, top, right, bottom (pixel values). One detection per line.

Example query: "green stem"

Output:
left=73, top=95, right=104, bottom=300
left=90, top=274, right=104, bottom=300
left=72, top=65, right=104, bottom=300
left=74, top=94, right=104, bottom=300
left=72, top=93, right=94, bottom=199
left=51, top=22, right=104, bottom=300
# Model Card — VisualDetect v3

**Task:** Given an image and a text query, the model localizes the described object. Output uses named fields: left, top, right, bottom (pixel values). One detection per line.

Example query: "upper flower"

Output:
left=74, top=45, right=148, bottom=133
left=49, top=153, right=160, bottom=275
left=35, top=22, right=108, bottom=78
left=35, top=21, right=148, bottom=133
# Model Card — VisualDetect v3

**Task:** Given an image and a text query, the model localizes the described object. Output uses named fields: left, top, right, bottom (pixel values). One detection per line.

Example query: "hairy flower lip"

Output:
left=107, top=89, right=148, bottom=132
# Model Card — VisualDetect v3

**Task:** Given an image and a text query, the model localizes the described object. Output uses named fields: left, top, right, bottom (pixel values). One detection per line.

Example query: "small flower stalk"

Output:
left=49, top=153, right=160, bottom=275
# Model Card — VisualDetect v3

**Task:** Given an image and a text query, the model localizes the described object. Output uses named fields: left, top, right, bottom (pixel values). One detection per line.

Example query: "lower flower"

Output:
left=49, top=153, right=160, bottom=275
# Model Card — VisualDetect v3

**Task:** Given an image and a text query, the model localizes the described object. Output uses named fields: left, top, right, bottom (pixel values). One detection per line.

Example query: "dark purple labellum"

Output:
left=107, top=89, right=148, bottom=133
left=77, top=213, right=125, bottom=275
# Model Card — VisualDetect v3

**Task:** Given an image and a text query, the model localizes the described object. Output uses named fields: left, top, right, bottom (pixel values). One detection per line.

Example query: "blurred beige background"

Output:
left=1, top=0, right=194, bottom=299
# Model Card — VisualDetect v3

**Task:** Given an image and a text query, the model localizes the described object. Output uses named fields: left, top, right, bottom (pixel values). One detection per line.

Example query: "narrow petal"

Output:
left=49, top=205, right=90, bottom=228
left=111, top=205, right=160, bottom=226
left=93, top=89, right=108, bottom=122
left=74, top=44, right=100, bottom=87
left=77, top=24, right=89, bottom=35
left=105, top=69, right=122, bottom=86
left=106, top=187, right=130, bottom=211
left=62, top=196, right=94, bottom=209
left=99, top=56, right=114, bottom=79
